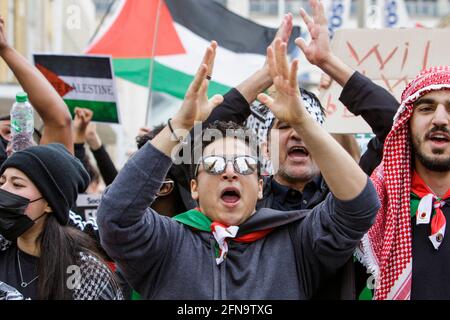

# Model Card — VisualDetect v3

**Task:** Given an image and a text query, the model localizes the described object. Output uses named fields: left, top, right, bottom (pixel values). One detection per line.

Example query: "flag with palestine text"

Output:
left=34, top=54, right=120, bottom=123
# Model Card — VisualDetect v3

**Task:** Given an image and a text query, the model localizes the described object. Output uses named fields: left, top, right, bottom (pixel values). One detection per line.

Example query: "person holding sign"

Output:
left=96, top=40, right=380, bottom=299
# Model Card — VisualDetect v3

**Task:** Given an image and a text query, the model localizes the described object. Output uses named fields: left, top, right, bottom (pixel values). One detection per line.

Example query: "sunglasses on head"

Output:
left=194, top=155, right=258, bottom=176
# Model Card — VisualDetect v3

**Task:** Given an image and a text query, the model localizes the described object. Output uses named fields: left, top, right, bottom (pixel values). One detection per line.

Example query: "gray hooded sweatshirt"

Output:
left=97, top=143, right=380, bottom=300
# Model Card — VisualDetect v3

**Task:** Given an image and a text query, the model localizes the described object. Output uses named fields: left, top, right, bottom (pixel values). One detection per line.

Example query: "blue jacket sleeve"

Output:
left=96, top=143, right=187, bottom=293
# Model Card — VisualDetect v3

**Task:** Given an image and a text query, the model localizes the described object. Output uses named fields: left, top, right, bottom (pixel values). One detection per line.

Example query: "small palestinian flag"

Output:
left=34, top=54, right=120, bottom=123
left=86, top=0, right=300, bottom=99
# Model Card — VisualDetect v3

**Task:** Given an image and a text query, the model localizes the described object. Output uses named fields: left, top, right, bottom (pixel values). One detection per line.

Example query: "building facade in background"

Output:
left=225, top=0, right=448, bottom=23
left=0, top=0, right=96, bottom=112
left=0, top=0, right=448, bottom=168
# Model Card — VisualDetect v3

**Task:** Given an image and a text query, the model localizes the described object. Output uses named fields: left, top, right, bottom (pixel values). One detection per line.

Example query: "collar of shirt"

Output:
left=271, top=175, right=322, bottom=206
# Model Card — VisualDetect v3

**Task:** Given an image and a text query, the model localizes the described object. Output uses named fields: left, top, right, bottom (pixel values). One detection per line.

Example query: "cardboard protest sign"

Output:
left=33, top=54, right=120, bottom=124
left=321, top=28, right=450, bottom=133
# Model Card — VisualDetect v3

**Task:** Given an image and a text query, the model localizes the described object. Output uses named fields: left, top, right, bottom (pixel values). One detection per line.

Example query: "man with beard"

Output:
left=204, top=1, right=399, bottom=298
left=359, top=66, right=450, bottom=300
left=208, top=1, right=398, bottom=211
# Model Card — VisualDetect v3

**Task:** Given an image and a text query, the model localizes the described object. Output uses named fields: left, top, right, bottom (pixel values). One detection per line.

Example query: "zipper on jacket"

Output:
left=210, top=238, right=220, bottom=300
left=220, top=258, right=227, bottom=300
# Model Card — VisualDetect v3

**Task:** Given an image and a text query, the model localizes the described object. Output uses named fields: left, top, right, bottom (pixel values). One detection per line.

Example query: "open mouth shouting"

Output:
left=220, top=186, right=241, bottom=208
left=287, top=145, right=310, bottom=161
left=427, top=131, right=450, bottom=147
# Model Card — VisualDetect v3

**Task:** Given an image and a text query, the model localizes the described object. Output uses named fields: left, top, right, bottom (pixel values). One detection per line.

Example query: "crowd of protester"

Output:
left=0, top=0, right=449, bottom=300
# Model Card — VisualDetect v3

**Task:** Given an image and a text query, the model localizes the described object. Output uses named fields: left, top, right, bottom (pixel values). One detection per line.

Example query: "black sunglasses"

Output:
left=195, top=155, right=258, bottom=176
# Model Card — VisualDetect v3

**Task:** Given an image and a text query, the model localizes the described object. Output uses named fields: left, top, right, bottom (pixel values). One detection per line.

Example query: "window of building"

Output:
left=247, top=0, right=446, bottom=17
left=249, top=0, right=311, bottom=16
left=404, top=0, right=440, bottom=17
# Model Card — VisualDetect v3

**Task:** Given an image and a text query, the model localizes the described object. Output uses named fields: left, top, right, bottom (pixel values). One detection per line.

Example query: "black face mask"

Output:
left=0, top=189, right=45, bottom=241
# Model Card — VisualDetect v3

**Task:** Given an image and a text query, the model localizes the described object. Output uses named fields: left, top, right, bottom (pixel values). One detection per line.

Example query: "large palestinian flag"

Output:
left=86, top=0, right=300, bottom=99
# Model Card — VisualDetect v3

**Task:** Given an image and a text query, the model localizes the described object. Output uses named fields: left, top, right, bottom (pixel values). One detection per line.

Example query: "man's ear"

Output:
left=191, top=179, right=199, bottom=201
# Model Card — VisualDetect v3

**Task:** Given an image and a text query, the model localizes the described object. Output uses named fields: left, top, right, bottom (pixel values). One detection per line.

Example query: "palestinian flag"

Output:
left=34, top=54, right=120, bottom=123
left=86, top=0, right=300, bottom=99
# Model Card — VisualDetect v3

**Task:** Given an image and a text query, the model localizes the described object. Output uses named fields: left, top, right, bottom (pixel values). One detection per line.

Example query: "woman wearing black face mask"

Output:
left=0, top=144, right=122, bottom=300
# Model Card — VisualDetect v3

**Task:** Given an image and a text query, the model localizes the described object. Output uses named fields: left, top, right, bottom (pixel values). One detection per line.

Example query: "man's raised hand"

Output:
left=172, top=41, right=223, bottom=129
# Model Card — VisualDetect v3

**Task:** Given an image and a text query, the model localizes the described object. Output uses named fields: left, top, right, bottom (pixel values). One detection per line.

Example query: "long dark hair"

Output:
left=36, top=214, right=107, bottom=300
